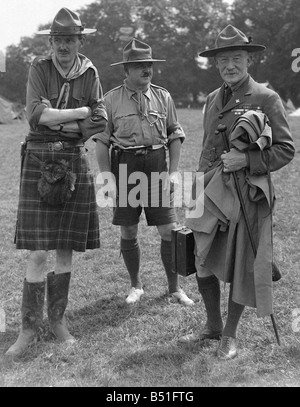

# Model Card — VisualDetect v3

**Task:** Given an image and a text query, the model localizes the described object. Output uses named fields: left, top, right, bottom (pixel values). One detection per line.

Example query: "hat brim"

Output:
left=36, top=28, right=97, bottom=35
left=111, top=59, right=166, bottom=66
left=199, top=44, right=266, bottom=57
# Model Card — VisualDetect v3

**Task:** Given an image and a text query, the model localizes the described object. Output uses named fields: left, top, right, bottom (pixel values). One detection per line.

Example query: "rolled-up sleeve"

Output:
left=166, top=93, right=185, bottom=144
left=26, top=62, right=48, bottom=128
left=77, top=70, right=108, bottom=140
left=92, top=95, right=112, bottom=147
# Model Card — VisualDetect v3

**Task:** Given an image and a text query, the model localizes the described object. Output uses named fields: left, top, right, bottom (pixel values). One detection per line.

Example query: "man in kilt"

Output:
left=5, top=8, right=107, bottom=358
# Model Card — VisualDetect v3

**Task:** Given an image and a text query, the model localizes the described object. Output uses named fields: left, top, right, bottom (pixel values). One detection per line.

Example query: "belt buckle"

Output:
left=48, top=141, right=64, bottom=151
left=134, top=148, right=146, bottom=156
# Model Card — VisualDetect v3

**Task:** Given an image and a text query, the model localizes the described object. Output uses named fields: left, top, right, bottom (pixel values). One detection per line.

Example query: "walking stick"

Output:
left=217, top=123, right=281, bottom=346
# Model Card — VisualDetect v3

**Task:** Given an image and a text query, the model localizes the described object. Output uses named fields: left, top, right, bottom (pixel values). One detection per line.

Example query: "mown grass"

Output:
left=0, top=109, right=300, bottom=388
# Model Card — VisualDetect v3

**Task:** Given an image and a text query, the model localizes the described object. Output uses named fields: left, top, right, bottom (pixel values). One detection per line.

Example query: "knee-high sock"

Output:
left=196, top=274, right=223, bottom=331
left=160, top=239, right=179, bottom=293
left=222, top=284, right=244, bottom=338
left=120, top=238, right=142, bottom=289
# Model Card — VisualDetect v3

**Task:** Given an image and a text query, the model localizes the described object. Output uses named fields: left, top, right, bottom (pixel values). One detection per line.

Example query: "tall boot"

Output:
left=178, top=274, right=223, bottom=343
left=5, top=279, right=45, bottom=357
left=47, top=272, right=76, bottom=344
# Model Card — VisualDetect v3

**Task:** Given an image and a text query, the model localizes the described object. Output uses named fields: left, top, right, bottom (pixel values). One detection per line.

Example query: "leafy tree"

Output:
left=231, top=0, right=300, bottom=106
left=0, top=44, right=30, bottom=104
left=1, top=0, right=299, bottom=107
left=127, top=0, right=230, bottom=104
left=79, top=0, right=137, bottom=93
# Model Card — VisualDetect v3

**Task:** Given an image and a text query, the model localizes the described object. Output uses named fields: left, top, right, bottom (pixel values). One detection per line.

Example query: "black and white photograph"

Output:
left=0, top=0, right=299, bottom=390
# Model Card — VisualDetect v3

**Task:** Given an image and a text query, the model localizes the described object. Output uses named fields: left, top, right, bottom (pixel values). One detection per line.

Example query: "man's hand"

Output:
left=221, top=148, right=248, bottom=173
left=41, top=97, right=52, bottom=108
left=163, top=171, right=181, bottom=191
left=99, top=172, right=117, bottom=200
left=48, top=124, right=61, bottom=131
left=95, top=171, right=117, bottom=208
left=78, top=106, right=92, bottom=119
left=105, top=178, right=117, bottom=201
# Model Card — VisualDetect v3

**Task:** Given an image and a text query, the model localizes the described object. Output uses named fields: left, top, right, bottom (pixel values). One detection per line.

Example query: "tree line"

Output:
left=1, top=0, right=299, bottom=107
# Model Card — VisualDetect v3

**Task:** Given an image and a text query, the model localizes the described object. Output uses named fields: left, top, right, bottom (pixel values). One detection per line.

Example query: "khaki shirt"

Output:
left=93, top=82, right=185, bottom=148
left=26, top=55, right=107, bottom=142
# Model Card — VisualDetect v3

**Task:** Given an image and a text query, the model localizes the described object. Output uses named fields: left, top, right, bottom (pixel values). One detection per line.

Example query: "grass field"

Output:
left=0, top=109, right=300, bottom=388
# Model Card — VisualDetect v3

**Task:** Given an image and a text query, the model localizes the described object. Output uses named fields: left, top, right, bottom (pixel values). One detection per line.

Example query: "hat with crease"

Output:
left=36, top=8, right=96, bottom=35
left=111, top=38, right=165, bottom=66
left=199, top=25, right=265, bottom=57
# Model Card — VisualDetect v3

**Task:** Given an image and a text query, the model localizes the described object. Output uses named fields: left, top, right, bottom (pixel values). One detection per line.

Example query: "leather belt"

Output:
left=113, top=145, right=164, bottom=156
left=26, top=141, right=84, bottom=151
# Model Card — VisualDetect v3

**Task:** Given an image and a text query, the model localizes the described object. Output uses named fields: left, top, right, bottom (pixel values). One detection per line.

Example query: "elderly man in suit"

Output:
left=180, top=25, right=295, bottom=359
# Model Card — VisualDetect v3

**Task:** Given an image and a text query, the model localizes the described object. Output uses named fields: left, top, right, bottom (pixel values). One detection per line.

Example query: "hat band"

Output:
left=216, top=39, right=250, bottom=48
left=126, top=56, right=153, bottom=62
left=50, top=26, right=84, bottom=35
left=125, top=50, right=154, bottom=62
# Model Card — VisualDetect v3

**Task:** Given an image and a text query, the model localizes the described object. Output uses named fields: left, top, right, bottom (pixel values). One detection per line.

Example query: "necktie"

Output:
left=223, top=86, right=232, bottom=107
left=136, top=91, right=146, bottom=116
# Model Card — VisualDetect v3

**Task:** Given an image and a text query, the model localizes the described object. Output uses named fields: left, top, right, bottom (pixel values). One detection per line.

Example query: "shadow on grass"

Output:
left=69, top=293, right=173, bottom=337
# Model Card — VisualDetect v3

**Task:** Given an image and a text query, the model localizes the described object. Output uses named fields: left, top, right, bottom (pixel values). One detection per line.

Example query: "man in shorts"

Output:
left=94, top=38, right=194, bottom=306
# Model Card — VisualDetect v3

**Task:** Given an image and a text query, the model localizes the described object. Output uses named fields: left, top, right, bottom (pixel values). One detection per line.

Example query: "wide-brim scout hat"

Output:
left=111, top=38, right=165, bottom=66
left=199, top=25, right=265, bottom=57
left=36, top=7, right=96, bottom=35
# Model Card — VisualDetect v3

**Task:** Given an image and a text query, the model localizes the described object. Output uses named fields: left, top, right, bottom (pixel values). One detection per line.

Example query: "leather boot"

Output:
left=5, top=279, right=45, bottom=357
left=47, top=272, right=76, bottom=344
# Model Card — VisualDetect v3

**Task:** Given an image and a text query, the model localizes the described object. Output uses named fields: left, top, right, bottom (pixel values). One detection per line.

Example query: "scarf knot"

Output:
left=51, top=53, right=93, bottom=109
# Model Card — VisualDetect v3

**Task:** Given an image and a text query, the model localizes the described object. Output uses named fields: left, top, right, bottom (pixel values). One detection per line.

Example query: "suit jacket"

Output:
left=186, top=75, right=295, bottom=317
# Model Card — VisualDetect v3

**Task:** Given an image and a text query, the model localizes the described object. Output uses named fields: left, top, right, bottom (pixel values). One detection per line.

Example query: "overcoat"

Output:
left=186, top=75, right=295, bottom=317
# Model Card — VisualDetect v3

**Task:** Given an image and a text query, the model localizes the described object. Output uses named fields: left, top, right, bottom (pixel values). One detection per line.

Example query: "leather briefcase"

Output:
left=171, top=226, right=197, bottom=276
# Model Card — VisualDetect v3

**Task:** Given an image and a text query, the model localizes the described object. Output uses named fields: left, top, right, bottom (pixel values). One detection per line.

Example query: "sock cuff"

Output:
left=120, top=237, right=139, bottom=251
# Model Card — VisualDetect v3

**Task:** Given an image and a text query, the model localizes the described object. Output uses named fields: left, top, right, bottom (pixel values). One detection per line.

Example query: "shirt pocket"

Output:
left=147, top=110, right=167, bottom=136
left=47, top=78, right=59, bottom=107
left=72, top=81, right=86, bottom=107
left=47, top=91, right=58, bottom=108
left=115, top=114, right=141, bottom=140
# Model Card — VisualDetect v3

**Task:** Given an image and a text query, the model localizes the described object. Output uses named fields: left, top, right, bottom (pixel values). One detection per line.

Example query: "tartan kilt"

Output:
left=15, top=146, right=100, bottom=251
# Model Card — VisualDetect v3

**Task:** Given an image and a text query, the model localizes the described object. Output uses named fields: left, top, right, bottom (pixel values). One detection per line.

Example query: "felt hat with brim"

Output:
left=199, top=25, right=265, bottom=57
left=36, top=7, right=96, bottom=35
left=111, top=38, right=165, bottom=66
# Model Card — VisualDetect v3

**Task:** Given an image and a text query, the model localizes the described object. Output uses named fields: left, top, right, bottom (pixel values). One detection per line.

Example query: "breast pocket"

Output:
left=115, top=114, right=141, bottom=140
left=48, top=92, right=58, bottom=108
left=147, top=110, right=167, bottom=136
left=72, top=83, right=86, bottom=107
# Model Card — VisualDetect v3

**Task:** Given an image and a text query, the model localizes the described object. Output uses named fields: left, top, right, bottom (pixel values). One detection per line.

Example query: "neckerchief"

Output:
left=52, top=53, right=93, bottom=109
left=124, top=79, right=150, bottom=116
